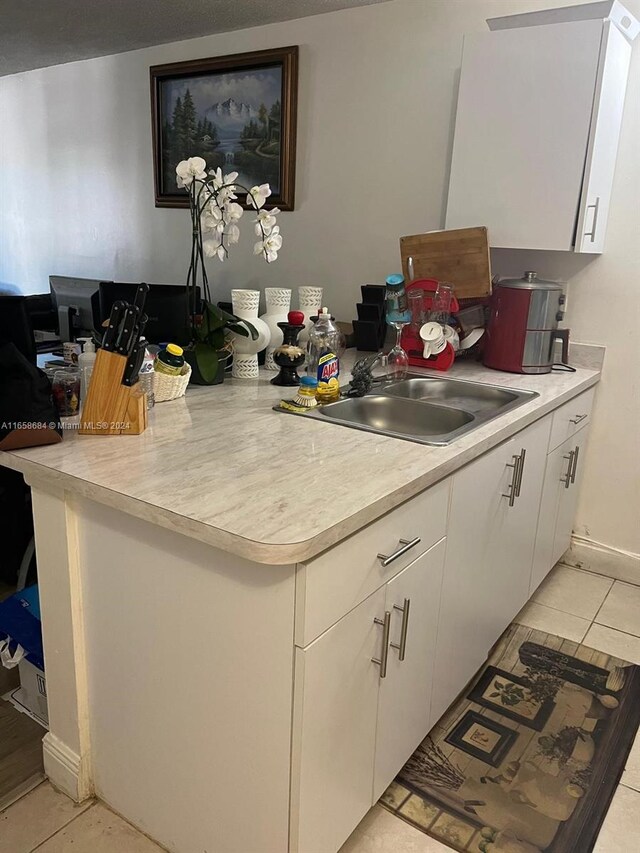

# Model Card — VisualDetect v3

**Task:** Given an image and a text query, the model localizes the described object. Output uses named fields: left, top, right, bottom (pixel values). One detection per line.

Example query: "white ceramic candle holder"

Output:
left=230, top=289, right=270, bottom=379
left=260, top=288, right=292, bottom=371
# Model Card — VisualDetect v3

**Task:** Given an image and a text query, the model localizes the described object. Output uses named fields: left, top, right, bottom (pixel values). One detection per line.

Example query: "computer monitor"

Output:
left=49, top=276, right=102, bottom=342
left=98, top=282, right=201, bottom=345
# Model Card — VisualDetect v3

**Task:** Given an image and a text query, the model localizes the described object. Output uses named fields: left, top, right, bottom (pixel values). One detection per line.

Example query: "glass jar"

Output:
left=154, top=343, right=184, bottom=376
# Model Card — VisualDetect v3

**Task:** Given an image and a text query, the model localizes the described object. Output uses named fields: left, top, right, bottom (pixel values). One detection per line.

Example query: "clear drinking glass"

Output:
left=408, top=290, right=425, bottom=335
left=429, top=282, right=454, bottom=325
left=52, top=369, right=81, bottom=417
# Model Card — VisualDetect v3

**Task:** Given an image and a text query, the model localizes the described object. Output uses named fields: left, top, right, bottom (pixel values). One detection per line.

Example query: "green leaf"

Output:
left=204, top=302, right=227, bottom=331
left=208, top=329, right=226, bottom=350
left=194, top=342, right=219, bottom=384
left=212, top=303, right=240, bottom=324
left=242, top=319, right=259, bottom=341
left=227, top=322, right=250, bottom=338
left=226, top=319, right=259, bottom=340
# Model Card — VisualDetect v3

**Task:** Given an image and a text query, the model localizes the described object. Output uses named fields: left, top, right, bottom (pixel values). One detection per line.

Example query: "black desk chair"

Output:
left=0, top=296, right=39, bottom=587
left=0, top=295, right=36, bottom=364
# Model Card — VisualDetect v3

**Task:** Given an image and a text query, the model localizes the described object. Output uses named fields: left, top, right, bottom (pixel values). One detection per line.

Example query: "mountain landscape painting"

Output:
left=160, top=65, right=282, bottom=193
left=152, top=48, right=298, bottom=209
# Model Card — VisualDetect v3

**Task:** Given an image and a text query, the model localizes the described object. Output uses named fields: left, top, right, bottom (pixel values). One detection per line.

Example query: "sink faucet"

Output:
left=347, top=352, right=389, bottom=397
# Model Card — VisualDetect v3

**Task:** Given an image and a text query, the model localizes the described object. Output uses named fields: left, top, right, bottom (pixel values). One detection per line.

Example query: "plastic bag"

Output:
left=0, top=635, right=25, bottom=669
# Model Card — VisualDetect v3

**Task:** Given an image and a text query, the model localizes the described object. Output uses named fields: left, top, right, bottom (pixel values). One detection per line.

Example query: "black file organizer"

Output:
left=352, top=285, right=387, bottom=352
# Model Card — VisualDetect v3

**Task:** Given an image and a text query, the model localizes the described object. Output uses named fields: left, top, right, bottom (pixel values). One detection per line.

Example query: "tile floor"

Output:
left=0, top=564, right=638, bottom=853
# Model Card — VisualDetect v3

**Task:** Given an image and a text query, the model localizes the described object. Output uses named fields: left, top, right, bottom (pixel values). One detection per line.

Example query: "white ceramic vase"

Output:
left=260, top=288, right=292, bottom=371
left=229, top=289, right=270, bottom=379
left=298, top=286, right=324, bottom=346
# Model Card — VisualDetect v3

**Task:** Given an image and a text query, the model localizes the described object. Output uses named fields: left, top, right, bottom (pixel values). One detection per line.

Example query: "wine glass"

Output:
left=385, top=275, right=411, bottom=380
left=387, top=322, right=409, bottom=379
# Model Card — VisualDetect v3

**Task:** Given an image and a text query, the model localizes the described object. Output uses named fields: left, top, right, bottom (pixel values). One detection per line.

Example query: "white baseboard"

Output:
left=43, top=732, right=92, bottom=803
left=562, top=535, right=640, bottom=585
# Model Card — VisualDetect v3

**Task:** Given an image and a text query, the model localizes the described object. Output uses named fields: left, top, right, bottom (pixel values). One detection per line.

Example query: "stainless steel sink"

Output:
left=382, top=376, right=531, bottom=415
left=316, top=395, right=474, bottom=443
left=277, top=372, right=538, bottom=446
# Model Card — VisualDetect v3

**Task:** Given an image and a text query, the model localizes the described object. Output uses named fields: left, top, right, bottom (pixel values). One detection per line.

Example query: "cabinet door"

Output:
left=431, top=416, right=550, bottom=725
left=575, top=23, right=632, bottom=253
left=529, top=440, right=567, bottom=595
left=373, top=538, right=446, bottom=801
left=445, top=20, right=603, bottom=250
left=291, top=588, right=386, bottom=853
left=552, top=426, right=590, bottom=565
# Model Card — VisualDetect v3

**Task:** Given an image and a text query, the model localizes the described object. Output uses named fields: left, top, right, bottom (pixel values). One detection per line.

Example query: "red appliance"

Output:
left=483, top=271, right=567, bottom=374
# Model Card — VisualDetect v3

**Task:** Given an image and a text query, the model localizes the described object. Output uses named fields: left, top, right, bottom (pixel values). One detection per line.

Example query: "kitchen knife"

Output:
left=133, top=283, right=149, bottom=314
left=102, top=301, right=127, bottom=351
left=114, top=305, right=141, bottom=356
left=122, top=315, right=148, bottom=387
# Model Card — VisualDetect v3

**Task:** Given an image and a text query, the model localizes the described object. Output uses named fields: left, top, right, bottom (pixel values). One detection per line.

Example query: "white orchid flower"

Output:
left=225, top=202, right=243, bottom=222
left=178, top=156, right=281, bottom=266
left=249, top=183, right=272, bottom=209
left=254, top=225, right=282, bottom=262
left=209, top=167, right=224, bottom=189
left=254, top=207, right=280, bottom=236
left=201, top=203, right=224, bottom=232
left=203, top=239, right=226, bottom=261
left=176, top=157, right=207, bottom=188
left=217, top=186, right=237, bottom=205
left=196, top=182, right=212, bottom=203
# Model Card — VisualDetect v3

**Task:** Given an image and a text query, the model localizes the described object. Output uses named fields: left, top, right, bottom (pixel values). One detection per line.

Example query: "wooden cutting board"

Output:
left=399, top=226, right=492, bottom=299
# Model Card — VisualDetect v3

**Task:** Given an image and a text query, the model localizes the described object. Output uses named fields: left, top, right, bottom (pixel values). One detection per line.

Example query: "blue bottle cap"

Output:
left=385, top=274, right=405, bottom=286
left=300, top=376, right=318, bottom=387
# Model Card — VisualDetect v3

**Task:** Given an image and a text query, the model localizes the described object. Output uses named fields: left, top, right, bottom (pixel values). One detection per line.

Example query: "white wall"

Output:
left=0, top=0, right=638, bottom=561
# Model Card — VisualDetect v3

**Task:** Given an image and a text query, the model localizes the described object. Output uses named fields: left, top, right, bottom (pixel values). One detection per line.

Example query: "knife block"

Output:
left=79, top=349, right=147, bottom=435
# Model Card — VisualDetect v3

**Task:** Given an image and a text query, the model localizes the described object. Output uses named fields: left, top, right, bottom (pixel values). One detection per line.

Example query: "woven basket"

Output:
left=153, top=363, right=192, bottom=403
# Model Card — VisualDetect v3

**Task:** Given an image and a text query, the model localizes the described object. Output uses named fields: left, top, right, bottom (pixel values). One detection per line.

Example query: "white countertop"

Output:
left=1, top=349, right=601, bottom=564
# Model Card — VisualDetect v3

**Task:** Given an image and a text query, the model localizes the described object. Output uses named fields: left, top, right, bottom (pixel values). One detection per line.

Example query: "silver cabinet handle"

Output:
left=372, top=611, right=391, bottom=678
left=377, top=537, right=421, bottom=567
left=503, top=454, right=520, bottom=506
left=570, top=445, right=580, bottom=484
left=584, top=197, right=600, bottom=243
left=570, top=413, right=588, bottom=425
left=561, top=450, right=574, bottom=489
left=514, top=448, right=526, bottom=497
left=390, top=598, right=411, bottom=661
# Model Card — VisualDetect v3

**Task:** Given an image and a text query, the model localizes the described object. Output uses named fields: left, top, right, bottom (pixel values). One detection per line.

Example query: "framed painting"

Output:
left=150, top=46, right=298, bottom=210
left=468, top=666, right=556, bottom=731
left=444, top=711, right=519, bottom=767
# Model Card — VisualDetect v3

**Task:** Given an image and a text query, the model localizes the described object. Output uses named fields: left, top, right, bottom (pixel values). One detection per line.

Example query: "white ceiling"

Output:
left=0, top=0, right=391, bottom=77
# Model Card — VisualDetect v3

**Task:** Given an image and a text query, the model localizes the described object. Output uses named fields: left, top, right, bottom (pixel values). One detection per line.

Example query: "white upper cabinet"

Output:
left=445, top=2, right=638, bottom=253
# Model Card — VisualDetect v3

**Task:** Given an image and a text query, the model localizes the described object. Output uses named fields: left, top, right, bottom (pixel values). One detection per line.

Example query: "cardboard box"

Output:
left=12, top=657, right=48, bottom=727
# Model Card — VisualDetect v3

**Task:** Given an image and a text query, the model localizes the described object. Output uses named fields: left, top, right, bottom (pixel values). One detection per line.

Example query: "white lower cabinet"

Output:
left=291, top=588, right=383, bottom=853
left=289, top=391, right=596, bottom=853
left=291, top=539, right=446, bottom=853
left=431, top=415, right=551, bottom=725
left=530, top=424, right=590, bottom=593
left=373, top=538, right=446, bottom=800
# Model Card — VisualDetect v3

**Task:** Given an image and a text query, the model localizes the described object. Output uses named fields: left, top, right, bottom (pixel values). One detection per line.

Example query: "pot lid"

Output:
left=497, top=271, right=563, bottom=291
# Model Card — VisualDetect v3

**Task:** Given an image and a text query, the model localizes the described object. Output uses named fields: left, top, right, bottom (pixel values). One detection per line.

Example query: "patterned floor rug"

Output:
left=381, top=623, right=640, bottom=853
